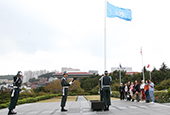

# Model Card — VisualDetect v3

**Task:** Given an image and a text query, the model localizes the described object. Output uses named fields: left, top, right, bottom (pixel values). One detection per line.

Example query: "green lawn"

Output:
left=85, top=95, right=119, bottom=101
left=37, top=96, right=77, bottom=103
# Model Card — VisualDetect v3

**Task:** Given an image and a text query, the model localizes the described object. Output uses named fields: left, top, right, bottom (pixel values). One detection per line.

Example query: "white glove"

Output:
left=69, top=81, right=73, bottom=85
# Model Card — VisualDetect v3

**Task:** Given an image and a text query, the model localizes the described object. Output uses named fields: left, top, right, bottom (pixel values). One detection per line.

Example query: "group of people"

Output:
left=7, top=71, right=155, bottom=114
left=119, top=79, right=155, bottom=103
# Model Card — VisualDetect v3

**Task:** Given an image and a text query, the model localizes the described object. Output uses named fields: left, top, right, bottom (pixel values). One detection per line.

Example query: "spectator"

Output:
left=127, top=81, right=131, bottom=101
left=124, top=83, right=128, bottom=101
left=149, top=80, right=154, bottom=103
left=119, top=83, right=124, bottom=100
left=130, top=82, right=134, bottom=102
left=140, top=80, right=146, bottom=102
left=144, top=80, right=150, bottom=103
left=134, top=80, right=140, bottom=102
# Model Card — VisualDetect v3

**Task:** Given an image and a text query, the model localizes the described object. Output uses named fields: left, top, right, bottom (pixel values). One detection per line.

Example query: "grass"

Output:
left=85, top=95, right=119, bottom=101
left=37, top=96, right=77, bottom=103
left=37, top=95, right=119, bottom=103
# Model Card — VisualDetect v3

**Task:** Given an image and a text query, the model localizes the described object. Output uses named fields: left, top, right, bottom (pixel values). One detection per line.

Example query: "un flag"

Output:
left=107, top=2, right=132, bottom=21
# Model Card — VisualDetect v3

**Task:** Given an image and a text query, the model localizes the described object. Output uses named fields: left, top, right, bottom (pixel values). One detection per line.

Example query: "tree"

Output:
left=160, top=62, right=169, bottom=72
left=45, top=79, right=62, bottom=93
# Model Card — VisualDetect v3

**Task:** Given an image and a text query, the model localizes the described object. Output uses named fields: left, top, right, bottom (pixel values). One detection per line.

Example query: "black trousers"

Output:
left=120, top=92, right=124, bottom=100
left=9, top=89, right=20, bottom=110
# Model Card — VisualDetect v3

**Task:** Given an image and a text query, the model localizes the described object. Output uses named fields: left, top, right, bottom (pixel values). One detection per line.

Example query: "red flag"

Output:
left=140, top=48, right=142, bottom=55
left=147, top=64, right=150, bottom=68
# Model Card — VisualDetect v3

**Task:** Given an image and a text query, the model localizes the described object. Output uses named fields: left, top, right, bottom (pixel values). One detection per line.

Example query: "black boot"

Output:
left=104, top=106, right=107, bottom=111
left=61, top=107, right=67, bottom=112
left=107, top=106, right=109, bottom=111
left=131, top=99, right=134, bottom=102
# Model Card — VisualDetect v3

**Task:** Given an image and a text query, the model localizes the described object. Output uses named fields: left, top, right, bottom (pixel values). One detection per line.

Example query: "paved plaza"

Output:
left=1, top=96, right=170, bottom=115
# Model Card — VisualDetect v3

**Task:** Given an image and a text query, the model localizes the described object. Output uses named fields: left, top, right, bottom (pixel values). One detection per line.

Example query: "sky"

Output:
left=0, top=0, right=170, bottom=75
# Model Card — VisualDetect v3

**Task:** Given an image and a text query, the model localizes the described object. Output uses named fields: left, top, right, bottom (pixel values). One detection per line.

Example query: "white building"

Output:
left=88, top=70, right=98, bottom=75
left=111, top=67, right=132, bottom=72
left=48, top=77, right=58, bottom=82
left=61, top=67, right=80, bottom=72
left=23, top=70, right=57, bottom=83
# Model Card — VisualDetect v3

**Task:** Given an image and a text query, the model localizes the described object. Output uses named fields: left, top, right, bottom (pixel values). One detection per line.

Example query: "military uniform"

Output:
left=101, top=71, right=112, bottom=111
left=8, top=71, right=22, bottom=115
left=60, top=71, right=73, bottom=112
left=99, top=75, right=104, bottom=101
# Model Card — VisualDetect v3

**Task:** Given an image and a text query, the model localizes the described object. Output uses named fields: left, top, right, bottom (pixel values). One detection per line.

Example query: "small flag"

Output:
left=119, top=64, right=126, bottom=69
left=107, top=1, right=132, bottom=21
left=147, top=64, right=150, bottom=68
left=120, top=64, right=122, bottom=69
left=140, top=48, right=142, bottom=55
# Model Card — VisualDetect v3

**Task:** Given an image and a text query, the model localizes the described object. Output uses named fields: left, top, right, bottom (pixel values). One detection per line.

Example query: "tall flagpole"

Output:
left=104, top=0, right=107, bottom=70
left=141, top=47, right=145, bottom=82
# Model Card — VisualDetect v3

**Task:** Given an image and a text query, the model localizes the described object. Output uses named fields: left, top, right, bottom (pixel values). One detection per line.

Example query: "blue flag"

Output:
left=107, top=1, right=132, bottom=21
left=119, top=64, right=122, bottom=69
left=119, top=64, right=126, bottom=69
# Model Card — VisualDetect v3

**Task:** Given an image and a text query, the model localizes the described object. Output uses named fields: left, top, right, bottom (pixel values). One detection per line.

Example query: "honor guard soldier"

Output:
left=8, top=71, right=23, bottom=115
left=60, top=71, right=74, bottom=112
left=101, top=70, right=112, bottom=111
left=99, top=74, right=104, bottom=101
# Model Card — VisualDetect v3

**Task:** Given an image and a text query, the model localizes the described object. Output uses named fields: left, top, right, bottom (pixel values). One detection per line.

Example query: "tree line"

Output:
left=79, top=62, right=170, bottom=92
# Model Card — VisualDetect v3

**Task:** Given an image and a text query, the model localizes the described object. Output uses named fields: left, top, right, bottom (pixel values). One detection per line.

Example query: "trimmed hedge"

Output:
left=111, top=91, right=120, bottom=98
left=154, top=91, right=169, bottom=103
left=85, top=93, right=90, bottom=95
left=0, top=94, right=58, bottom=109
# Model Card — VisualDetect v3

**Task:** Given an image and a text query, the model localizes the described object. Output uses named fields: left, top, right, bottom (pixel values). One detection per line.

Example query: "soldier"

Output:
left=101, top=70, right=112, bottom=111
left=99, top=74, right=104, bottom=101
left=8, top=71, right=23, bottom=115
left=60, top=71, right=74, bottom=112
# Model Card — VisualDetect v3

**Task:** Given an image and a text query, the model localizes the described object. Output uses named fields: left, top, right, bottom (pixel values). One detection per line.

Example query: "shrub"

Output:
left=70, top=93, right=76, bottom=96
left=168, top=88, right=170, bottom=95
left=154, top=91, right=169, bottom=103
left=38, top=92, right=47, bottom=96
left=0, top=93, right=58, bottom=109
left=111, top=91, right=120, bottom=98
left=85, top=93, right=90, bottom=95
left=0, top=104, right=8, bottom=109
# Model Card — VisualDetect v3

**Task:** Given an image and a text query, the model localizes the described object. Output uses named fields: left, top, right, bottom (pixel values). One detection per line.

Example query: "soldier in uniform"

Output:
left=101, top=70, right=112, bottom=111
left=60, top=71, right=74, bottom=112
left=8, top=71, right=23, bottom=115
left=99, top=74, right=104, bottom=101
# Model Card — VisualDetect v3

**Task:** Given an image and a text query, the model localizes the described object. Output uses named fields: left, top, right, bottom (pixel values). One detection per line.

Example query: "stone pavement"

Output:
left=1, top=96, right=170, bottom=115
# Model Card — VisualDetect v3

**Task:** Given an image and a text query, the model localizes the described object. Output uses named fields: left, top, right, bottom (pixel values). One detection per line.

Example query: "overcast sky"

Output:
left=0, top=0, right=170, bottom=75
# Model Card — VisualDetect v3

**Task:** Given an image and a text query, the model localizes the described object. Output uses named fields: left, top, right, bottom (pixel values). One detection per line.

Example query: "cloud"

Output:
left=1, top=0, right=170, bottom=75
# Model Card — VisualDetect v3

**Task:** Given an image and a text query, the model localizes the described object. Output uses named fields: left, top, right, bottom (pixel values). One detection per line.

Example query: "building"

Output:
left=53, top=71, right=90, bottom=79
left=0, top=79, right=13, bottom=84
left=61, top=67, right=80, bottom=72
left=30, top=78, right=50, bottom=89
left=88, top=70, right=98, bottom=75
left=23, top=70, right=57, bottom=83
left=111, top=67, right=132, bottom=72
left=48, top=77, right=58, bottom=82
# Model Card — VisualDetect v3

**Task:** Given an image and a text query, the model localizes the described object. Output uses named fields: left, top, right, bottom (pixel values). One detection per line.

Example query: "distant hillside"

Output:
left=0, top=75, right=14, bottom=80
left=38, top=72, right=55, bottom=79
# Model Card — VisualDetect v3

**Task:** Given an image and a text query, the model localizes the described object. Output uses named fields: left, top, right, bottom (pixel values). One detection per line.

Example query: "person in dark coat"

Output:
left=99, top=74, right=104, bottom=101
left=101, top=70, right=112, bottom=111
left=8, top=71, right=23, bottom=115
left=134, top=80, right=140, bottom=102
left=119, top=83, right=124, bottom=100
left=127, top=81, right=131, bottom=101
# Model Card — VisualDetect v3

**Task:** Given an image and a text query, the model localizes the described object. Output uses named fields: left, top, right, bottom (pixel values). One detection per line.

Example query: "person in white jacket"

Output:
left=140, top=80, right=146, bottom=102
